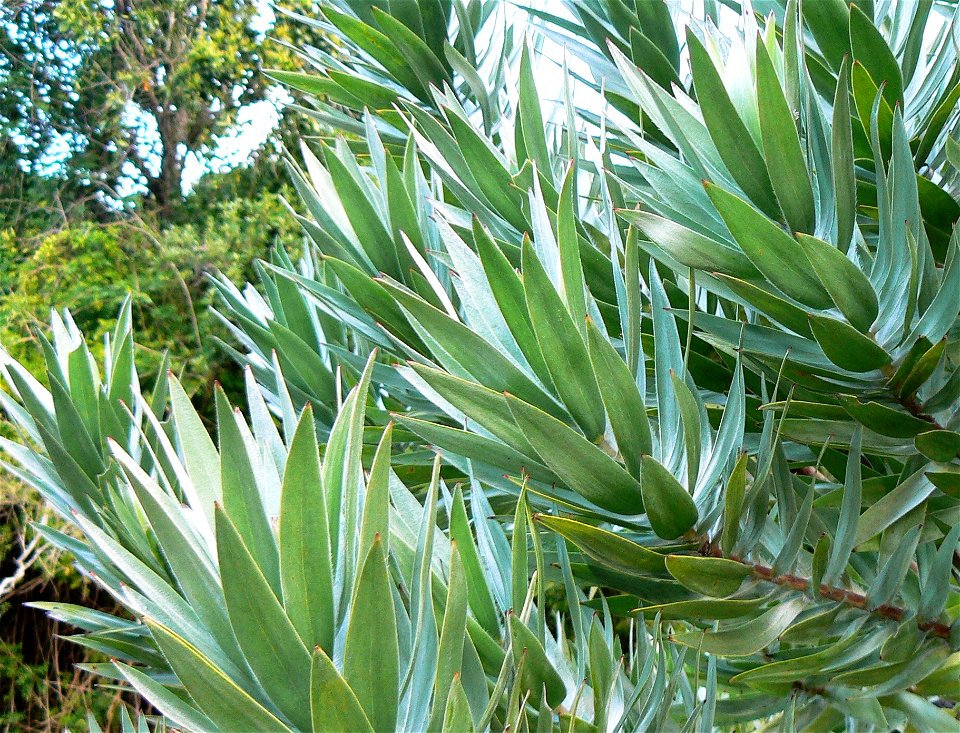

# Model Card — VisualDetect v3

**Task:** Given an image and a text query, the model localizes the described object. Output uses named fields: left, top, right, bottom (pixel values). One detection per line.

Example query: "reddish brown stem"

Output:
left=704, top=546, right=951, bottom=640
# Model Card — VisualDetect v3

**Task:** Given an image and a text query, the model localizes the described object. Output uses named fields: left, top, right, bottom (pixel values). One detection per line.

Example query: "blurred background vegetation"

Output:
left=0, top=1, right=327, bottom=727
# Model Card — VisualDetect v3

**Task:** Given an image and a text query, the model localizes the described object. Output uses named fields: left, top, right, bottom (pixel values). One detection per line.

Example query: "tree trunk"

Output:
left=149, top=108, right=187, bottom=216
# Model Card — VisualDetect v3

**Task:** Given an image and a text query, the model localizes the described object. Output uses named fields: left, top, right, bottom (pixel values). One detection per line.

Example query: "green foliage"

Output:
left=2, top=0, right=959, bottom=731
left=0, top=637, right=120, bottom=732
left=0, top=2, right=320, bottom=728
left=0, top=0, right=325, bottom=213
left=0, top=179, right=298, bottom=394
left=0, top=477, right=135, bottom=732
left=2, top=311, right=696, bottom=731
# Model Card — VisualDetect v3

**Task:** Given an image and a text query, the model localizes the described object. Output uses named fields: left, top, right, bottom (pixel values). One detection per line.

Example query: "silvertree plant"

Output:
left=2, top=0, right=958, bottom=731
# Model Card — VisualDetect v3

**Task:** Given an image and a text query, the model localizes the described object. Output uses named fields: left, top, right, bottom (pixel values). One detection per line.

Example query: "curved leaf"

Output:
left=705, top=183, right=831, bottom=309
left=535, top=514, right=666, bottom=574
left=640, top=455, right=698, bottom=539
left=809, top=315, right=891, bottom=372
left=795, top=233, right=878, bottom=333
left=673, top=599, right=805, bottom=656
left=665, top=555, right=751, bottom=598
left=507, top=394, right=644, bottom=515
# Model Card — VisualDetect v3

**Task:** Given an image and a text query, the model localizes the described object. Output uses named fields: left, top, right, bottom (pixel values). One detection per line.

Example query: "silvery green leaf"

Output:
left=918, top=523, right=960, bottom=620
left=215, top=507, right=312, bottom=730
left=148, top=620, right=293, bottom=732
left=823, top=426, right=863, bottom=585
left=865, top=523, right=922, bottom=610
left=673, top=598, right=806, bottom=656
left=854, top=467, right=937, bottom=546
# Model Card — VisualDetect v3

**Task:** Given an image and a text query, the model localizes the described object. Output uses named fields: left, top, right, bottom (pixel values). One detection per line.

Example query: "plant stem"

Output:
left=703, top=545, right=952, bottom=640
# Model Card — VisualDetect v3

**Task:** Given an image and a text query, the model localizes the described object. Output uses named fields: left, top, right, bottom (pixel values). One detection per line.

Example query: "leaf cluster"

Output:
left=2, top=1, right=958, bottom=731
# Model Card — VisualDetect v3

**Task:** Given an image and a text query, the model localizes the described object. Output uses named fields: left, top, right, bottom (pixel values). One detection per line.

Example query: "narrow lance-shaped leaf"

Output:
left=358, top=421, right=392, bottom=562
left=535, top=513, right=666, bottom=574
left=310, top=646, right=375, bottom=733
left=446, top=113, right=526, bottom=231
left=511, top=495, right=529, bottom=614
left=918, top=523, right=960, bottom=621
left=114, top=662, right=215, bottom=733
left=557, top=162, right=587, bottom=335
left=687, top=29, right=780, bottom=219
left=215, top=507, right=312, bottom=731
left=840, top=397, right=931, bottom=438
left=809, top=314, right=891, bottom=372
left=730, top=620, right=883, bottom=686
left=796, top=232, right=878, bottom=332
left=508, top=613, right=566, bottom=708
left=65, top=340, right=101, bottom=447
left=320, top=6, right=428, bottom=99
left=148, top=621, right=293, bottom=733
left=585, top=317, right=651, bottom=480
left=588, top=617, right=613, bottom=733
left=323, top=352, right=375, bottom=596
left=755, top=38, right=815, bottom=234
left=865, top=523, right=921, bottom=609
left=48, top=373, right=103, bottom=482
left=507, top=394, right=644, bottom=515
left=849, top=4, right=903, bottom=105
left=473, top=219, right=553, bottom=386
left=408, top=362, right=541, bottom=460
left=899, top=339, right=947, bottom=398
left=670, top=372, right=702, bottom=491
left=442, top=675, right=474, bottom=733
left=620, top=209, right=761, bottom=280
left=216, top=386, right=280, bottom=595
left=324, top=257, right=428, bottom=351
left=383, top=280, right=560, bottom=416
left=854, top=468, right=937, bottom=546
left=370, top=7, right=447, bottom=93
left=772, top=479, right=815, bottom=575
left=832, top=56, right=857, bottom=249
left=673, top=598, right=806, bottom=656
left=712, top=272, right=814, bottom=337
left=914, top=81, right=960, bottom=167
left=624, top=226, right=643, bottom=375
left=279, top=405, right=334, bottom=652
left=344, top=537, right=399, bottom=733
left=522, top=239, right=606, bottom=441
left=851, top=61, right=894, bottom=157
left=431, top=542, right=468, bottom=726
left=111, top=443, right=235, bottom=663
left=320, top=143, right=403, bottom=279
left=823, top=426, right=862, bottom=585
left=448, top=485, right=499, bottom=635
left=801, top=0, right=850, bottom=69
left=649, top=261, right=682, bottom=467
left=721, top=452, right=748, bottom=556
left=705, top=183, right=832, bottom=309
left=518, top=41, right=551, bottom=175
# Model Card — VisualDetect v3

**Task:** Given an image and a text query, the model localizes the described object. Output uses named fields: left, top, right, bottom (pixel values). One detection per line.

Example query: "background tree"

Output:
left=0, top=2, right=328, bottom=728
left=5, top=0, right=264, bottom=214
left=0, top=0, right=330, bottom=386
